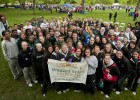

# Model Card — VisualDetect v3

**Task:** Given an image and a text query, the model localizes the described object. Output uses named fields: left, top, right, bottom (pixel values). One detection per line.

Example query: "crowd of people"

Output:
left=0, top=13, right=140, bottom=98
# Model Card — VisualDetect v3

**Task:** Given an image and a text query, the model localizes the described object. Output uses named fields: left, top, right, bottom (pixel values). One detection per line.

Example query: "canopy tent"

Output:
left=62, top=4, right=72, bottom=7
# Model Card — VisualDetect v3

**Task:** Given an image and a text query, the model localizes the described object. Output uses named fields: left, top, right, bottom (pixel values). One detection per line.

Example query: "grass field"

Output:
left=0, top=8, right=140, bottom=100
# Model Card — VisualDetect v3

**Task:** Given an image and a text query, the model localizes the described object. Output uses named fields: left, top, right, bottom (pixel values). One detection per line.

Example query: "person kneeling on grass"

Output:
left=113, top=50, right=131, bottom=95
left=124, top=50, right=140, bottom=96
left=18, top=41, right=38, bottom=87
left=102, top=54, right=120, bottom=98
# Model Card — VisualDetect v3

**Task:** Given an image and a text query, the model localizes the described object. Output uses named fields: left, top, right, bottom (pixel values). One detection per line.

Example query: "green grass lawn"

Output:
left=0, top=8, right=140, bottom=100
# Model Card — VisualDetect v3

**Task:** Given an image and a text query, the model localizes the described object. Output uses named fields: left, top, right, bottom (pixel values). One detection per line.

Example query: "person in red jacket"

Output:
left=102, top=54, right=120, bottom=98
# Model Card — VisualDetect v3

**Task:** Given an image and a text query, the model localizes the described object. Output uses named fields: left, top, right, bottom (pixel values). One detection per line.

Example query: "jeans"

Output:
left=126, top=72, right=139, bottom=92
left=115, top=74, right=129, bottom=92
left=8, top=58, right=22, bottom=79
left=22, top=66, right=36, bottom=84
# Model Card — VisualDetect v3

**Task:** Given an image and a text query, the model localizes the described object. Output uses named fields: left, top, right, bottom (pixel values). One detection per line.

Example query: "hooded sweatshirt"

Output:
left=81, top=55, right=98, bottom=75
left=103, top=59, right=120, bottom=77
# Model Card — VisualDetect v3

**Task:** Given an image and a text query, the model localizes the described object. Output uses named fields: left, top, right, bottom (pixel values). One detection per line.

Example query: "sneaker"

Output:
left=63, top=89, right=70, bottom=93
left=132, top=92, right=136, bottom=96
left=105, top=95, right=109, bottom=98
left=33, top=80, right=38, bottom=84
left=115, top=91, right=121, bottom=95
left=66, top=88, right=70, bottom=92
left=14, top=76, right=19, bottom=80
left=101, top=91, right=104, bottom=94
left=43, top=94, right=46, bottom=97
left=124, top=87, right=128, bottom=91
left=56, top=91, right=62, bottom=94
left=74, top=90, right=81, bottom=92
left=28, top=83, right=33, bottom=87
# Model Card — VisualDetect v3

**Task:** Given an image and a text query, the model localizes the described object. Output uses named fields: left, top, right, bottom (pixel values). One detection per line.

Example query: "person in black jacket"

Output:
left=124, top=50, right=140, bottom=96
left=93, top=46, right=104, bottom=90
left=18, top=41, right=37, bottom=87
left=32, top=43, right=45, bottom=86
left=113, top=50, right=131, bottom=94
left=114, top=12, right=117, bottom=22
left=50, top=45, right=60, bottom=60
left=87, top=37, right=95, bottom=51
left=41, top=45, right=54, bottom=96
left=17, top=33, right=26, bottom=51
left=109, top=12, right=113, bottom=21
left=52, top=43, right=73, bottom=94
left=115, top=40, right=132, bottom=60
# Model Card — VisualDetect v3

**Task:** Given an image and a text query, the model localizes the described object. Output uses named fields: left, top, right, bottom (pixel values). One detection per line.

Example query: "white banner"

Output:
left=48, top=59, right=88, bottom=84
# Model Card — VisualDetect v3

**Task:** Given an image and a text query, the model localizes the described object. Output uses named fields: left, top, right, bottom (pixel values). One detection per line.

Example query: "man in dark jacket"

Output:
left=32, top=43, right=45, bottom=86
left=18, top=41, right=37, bottom=87
left=113, top=50, right=131, bottom=94
left=114, top=12, right=117, bottom=22
left=17, top=33, right=27, bottom=51
left=109, top=12, right=113, bottom=20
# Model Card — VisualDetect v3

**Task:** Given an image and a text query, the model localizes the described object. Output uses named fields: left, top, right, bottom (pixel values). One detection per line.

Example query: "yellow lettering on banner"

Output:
left=57, top=63, right=77, bottom=67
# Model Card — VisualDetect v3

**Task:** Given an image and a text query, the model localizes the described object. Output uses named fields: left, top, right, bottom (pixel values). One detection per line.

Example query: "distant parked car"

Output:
left=0, top=4, right=5, bottom=8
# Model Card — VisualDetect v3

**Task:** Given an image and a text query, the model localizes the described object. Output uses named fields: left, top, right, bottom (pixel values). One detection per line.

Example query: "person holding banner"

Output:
left=50, top=45, right=60, bottom=60
left=102, top=54, right=120, bottom=98
left=53, top=43, right=73, bottom=94
left=81, top=48, right=98, bottom=94
left=72, top=48, right=83, bottom=92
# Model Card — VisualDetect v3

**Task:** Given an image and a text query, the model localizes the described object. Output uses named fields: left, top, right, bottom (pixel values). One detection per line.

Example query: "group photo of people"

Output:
left=0, top=12, right=140, bottom=99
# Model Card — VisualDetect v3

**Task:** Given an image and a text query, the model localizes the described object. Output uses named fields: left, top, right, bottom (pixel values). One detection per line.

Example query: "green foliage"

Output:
left=90, top=0, right=96, bottom=5
left=0, top=0, right=10, bottom=4
left=70, top=0, right=77, bottom=4
left=114, top=0, right=119, bottom=3
left=119, top=0, right=128, bottom=4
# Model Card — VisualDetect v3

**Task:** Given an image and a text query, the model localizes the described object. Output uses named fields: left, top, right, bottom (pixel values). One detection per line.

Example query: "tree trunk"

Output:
left=18, top=0, right=25, bottom=10
left=136, top=0, right=140, bottom=10
left=5, top=3, right=8, bottom=8
left=82, top=0, right=85, bottom=12
left=33, top=0, right=36, bottom=15
left=18, top=0, right=22, bottom=10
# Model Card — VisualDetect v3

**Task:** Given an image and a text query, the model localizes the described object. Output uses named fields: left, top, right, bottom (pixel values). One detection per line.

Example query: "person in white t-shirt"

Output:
left=24, top=21, right=33, bottom=31
left=40, top=20, right=49, bottom=29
